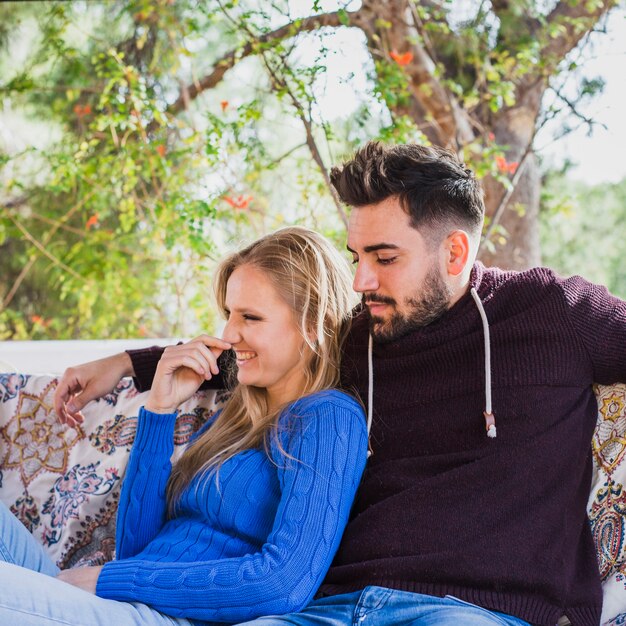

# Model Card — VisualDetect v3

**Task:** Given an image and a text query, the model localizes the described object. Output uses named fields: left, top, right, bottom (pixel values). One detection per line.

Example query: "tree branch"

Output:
left=258, top=50, right=349, bottom=228
left=406, top=1, right=474, bottom=148
left=164, top=9, right=364, bottom=119
left=479, top=139, right=534, bottom=253
left=541, top=0, right=618, bottom=72
left=1, top=192, right=94, bottom=310
left=553, top=86, right=608, bottom=133
left=7, top=216, right=86, bottom=283
left=362, top=0, right=473, bottom=149
left=1, top=196, right=29, bottom=210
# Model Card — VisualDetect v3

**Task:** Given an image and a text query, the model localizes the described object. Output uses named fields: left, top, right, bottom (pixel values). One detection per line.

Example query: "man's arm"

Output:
left=559, top=274, right=626, bottom=384
left=54, top=351, right=135, bottom=427
left=127, top=345, right=166, bottom=392
left=54, top=336, right=229, bottom=426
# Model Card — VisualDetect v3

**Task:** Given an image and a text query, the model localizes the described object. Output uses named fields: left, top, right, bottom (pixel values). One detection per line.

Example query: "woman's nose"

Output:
left=221, top=320, right=241, bottom=345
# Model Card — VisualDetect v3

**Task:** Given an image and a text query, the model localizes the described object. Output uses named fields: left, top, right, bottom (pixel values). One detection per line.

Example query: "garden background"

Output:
left=1, top=0, right=625, bottom=341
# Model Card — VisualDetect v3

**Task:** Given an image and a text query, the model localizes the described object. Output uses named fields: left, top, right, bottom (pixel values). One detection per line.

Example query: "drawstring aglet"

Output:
left=484, top=411, right=496, bottom=438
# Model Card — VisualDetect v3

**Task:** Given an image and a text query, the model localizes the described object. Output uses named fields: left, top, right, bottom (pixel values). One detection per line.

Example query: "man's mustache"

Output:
left=362, top=294, right=396, bottom=306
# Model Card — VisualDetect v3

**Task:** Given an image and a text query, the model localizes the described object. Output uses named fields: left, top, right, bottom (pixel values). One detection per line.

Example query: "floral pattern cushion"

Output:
left=0, top=373, right=224, bottom=568
left=1, top=374, right=626, bottom=623
left=590, top=383, right=626, bottom=625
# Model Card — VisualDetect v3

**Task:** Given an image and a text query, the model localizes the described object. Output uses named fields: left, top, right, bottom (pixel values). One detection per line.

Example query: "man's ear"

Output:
left=444, top=230, right=470, bottom=276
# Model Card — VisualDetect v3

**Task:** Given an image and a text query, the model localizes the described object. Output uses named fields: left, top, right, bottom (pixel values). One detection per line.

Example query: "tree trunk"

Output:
left=479, top=154, right=542, bottom=269
left=478, top=83, right=545, bottom=270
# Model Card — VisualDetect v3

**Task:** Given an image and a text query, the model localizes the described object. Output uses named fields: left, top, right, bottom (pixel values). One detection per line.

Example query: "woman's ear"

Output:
left=444, top=230, right=470, bottom=277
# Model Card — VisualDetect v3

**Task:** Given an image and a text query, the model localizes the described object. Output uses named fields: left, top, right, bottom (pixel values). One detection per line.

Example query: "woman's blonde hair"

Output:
left=166, top=226, right=356, bottom=514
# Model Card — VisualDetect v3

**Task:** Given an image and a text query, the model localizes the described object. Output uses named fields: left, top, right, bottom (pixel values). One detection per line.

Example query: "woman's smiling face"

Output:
left=221, top=264, right=309, bottom=410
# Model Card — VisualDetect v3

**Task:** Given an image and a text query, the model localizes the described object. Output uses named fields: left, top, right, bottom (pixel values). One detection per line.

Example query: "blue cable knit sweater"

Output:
left=95, top=389, right=367, bottom=624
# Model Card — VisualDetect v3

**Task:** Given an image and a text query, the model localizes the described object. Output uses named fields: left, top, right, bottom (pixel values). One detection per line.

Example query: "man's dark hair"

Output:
left=330, top=142, right=485, bottom=236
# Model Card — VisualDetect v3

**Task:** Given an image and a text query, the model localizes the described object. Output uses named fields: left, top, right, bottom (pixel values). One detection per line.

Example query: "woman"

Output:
left=0, top=227, right=368, bottom=625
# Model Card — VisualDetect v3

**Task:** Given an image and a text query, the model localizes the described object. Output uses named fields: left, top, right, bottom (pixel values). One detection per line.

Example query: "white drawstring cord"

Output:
left=365, top=286, right=496, bottom=452
left=470, top=287, right=496, bottom=438
left=366, top=333, right=373, bottom=457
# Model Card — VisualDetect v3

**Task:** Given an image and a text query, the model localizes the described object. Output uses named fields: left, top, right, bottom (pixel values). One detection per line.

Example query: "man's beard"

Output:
left=364, top=267, right=452, bottom=344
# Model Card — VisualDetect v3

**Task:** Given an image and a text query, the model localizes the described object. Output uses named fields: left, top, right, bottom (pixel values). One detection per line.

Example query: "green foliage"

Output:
left=0, top=0, right=619, bottom=340
left=0, top=0, right=348, bottom=339
left=540, top=171, right=626, bottom=299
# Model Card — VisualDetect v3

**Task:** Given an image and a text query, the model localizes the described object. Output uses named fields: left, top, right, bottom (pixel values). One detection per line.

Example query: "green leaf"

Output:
left=337, top=8, right=350, bottom=26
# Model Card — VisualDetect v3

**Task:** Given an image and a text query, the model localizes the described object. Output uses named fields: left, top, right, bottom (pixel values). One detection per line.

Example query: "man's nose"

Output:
left=353, top=262, right=379, bottom=293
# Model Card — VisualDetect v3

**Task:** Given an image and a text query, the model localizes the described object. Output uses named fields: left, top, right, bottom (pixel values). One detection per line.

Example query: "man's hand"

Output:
left=56, top=565, right=103, bottom=594
left=54, top=352, right=134, bottom=427
left=146, top=335, right=232, bottom=414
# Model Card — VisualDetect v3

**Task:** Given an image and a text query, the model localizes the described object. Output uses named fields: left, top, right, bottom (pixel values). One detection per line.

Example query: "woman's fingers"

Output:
left=161, top=353, right=211, bottom=379
left=190, top=335, right=232, bottom=375
left=161, top=336, right=231, bottom=378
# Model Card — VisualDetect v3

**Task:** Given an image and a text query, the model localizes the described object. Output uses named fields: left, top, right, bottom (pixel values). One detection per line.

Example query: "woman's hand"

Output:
left=145, top=335, right=232, bottom=414
left=57, top=565, right=103, bottom=594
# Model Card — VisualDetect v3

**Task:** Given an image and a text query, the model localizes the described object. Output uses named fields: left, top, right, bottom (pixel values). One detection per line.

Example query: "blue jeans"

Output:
left=237, top=586, right=533, bottom=626
left=0, top=499, right=191, bottom=626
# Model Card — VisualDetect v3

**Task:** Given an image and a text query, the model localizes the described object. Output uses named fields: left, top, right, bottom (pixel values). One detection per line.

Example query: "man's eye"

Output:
left=377, top=257, right=397, bottom=265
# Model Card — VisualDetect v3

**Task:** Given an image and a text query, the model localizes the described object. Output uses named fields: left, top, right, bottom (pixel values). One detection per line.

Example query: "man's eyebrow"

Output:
left=346, top=243, right=400, bottom=254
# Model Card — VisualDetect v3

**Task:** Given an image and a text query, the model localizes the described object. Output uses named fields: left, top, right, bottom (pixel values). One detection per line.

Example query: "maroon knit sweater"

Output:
left=129, top=263, right=626, bottom=626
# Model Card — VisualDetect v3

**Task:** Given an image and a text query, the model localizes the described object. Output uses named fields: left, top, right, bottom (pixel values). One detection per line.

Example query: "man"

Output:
left=55, top=142, right=626, bottom=626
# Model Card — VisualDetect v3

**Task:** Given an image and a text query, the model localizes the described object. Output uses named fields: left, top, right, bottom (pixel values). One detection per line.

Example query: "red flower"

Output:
left=86, top=213, right=99, bottom=230
left=488, top=132, right=495, bottom=142
left=495, top=156, right=519, bottom=175
left=73, top=104, right=92, bottom=117
left=156, top=144, right=166, bottom=157
left=31, top=315, right=50, bottom=328
left=390, top=50, right=413, bottom=66
left=220, top=100, right=229, bottom=112
left=223, top=195, right=253, bottom=210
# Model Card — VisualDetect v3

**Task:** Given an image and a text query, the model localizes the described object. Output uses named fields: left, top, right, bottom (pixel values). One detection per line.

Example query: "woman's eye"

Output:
left=377, top=257, right=397, bottom=265
left=243, top=314, right=260, bottom=321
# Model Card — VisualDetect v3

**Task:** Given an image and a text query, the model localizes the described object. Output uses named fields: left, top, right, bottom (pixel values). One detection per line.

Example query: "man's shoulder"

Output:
left=480, top=263, right=560, bottom=288
left=479, top=263, right=563, bottom=303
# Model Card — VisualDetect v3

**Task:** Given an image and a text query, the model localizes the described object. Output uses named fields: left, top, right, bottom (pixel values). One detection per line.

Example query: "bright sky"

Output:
left=535, top=8, right=626, bottom=184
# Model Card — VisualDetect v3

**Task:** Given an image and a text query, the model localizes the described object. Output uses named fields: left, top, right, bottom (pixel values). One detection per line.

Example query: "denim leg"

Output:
left=235, top=590, right=363, bottom=625
left=408, top=595, right=531, bottom=626
left=236, top=588, right=532, bottom=626
left=353, top=588, right=531, bottom=626
left=0, top=561, right=192, bottom=626
left=0, top=499, right=59, bottom=576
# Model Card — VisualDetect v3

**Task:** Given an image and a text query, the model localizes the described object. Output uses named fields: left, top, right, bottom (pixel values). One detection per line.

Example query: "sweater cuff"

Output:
left=127, top=346, right=166, bottom=392
left=96, top=559, right=144, bottom=601
left=96, top=559, right=184, bottom=603
left=134, top=406, right=178, bottom=455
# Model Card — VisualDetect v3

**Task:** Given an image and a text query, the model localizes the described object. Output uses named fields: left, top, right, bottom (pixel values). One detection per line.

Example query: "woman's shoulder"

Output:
left=274, top=389, right=367, bottom=456
left=285, top=389, right=365, bottom=420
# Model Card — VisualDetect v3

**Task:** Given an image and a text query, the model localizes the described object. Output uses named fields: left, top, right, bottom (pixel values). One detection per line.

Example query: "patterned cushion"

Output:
left=590, top=384, right=626, bottom=625
left=0, top=373, right=225, bottom=568
left=2, top=374, right=626, bottom=623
